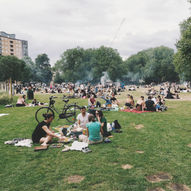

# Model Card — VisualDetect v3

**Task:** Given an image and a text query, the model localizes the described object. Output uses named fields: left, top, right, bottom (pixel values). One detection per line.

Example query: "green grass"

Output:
left=0, top=91, right=191, bottom=191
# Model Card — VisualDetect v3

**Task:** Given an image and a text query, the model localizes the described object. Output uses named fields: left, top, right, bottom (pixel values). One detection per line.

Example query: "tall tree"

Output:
left=174, top=16, right=191, bottom=81
left=124, top=46, right=179, bottom=84
left=0, top=56, right=30, bottom=81
left=54, top=46, right=124, bottom=83
left=35, top=54, right=52, bottom=84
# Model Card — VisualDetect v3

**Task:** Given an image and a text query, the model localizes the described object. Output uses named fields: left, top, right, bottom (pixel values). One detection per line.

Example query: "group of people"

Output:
left=32, top=106, right=110, bottom=146
left=125, top=94, right=166, bottom=112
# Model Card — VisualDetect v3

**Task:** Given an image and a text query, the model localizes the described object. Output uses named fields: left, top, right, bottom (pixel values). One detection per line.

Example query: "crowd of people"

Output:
left=25, top=81, right=190, bottom=147
left=125, top=94, right=166, bottom=112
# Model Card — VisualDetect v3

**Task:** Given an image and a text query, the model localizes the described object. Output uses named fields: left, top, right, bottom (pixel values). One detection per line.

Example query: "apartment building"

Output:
left=0, top=31, right=28, bottom=59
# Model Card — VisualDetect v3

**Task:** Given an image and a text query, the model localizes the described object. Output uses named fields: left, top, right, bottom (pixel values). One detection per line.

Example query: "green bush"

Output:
left=0, top=94, right=13, bottom=105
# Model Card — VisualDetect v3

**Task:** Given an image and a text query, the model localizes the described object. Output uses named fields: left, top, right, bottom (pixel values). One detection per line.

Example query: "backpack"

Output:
left=113, top=120, right=121, bottom=129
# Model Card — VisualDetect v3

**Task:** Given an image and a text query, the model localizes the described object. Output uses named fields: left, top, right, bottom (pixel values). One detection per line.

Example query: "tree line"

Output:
left=0, top=54, right=52, bottom=84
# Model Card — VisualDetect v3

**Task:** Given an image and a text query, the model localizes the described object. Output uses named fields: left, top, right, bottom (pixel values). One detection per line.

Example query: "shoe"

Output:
left=104, top=138, right=111, bottom=143
left=82, top=147, right=92, bottom=153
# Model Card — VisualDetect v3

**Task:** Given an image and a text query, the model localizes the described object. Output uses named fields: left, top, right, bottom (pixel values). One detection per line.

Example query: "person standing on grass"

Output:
left=32, top=113, right=64, bottom=146
left=27, top=86, right=34, bottom=100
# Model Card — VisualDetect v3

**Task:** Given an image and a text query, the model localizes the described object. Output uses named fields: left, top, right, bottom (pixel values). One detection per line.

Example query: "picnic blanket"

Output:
left=121, top=109, right=151, bottom=114
left=0, top=113, right=9, bottom=117
left=4, top=138, right=32, bottom=147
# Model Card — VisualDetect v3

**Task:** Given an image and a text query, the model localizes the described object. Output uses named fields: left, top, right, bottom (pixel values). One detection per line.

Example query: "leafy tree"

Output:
left=0, top=56, right=30, bottom=81
left=174, top=16, right=191, bottom=81
left=124, top=46, right=179, bottom=84
left=22, top=56, right=36, bottom=81
left=54, top=46, right=124, bottom=83
left=35, top=54, right=52, bottom=84
left=95, top=46, right=124, bottom=82
left=143, top=47, right=179, bottom=83
left=123, top=51, right=148, bottom=82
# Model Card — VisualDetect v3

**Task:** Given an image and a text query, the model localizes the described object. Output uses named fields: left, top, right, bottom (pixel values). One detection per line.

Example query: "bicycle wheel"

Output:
left=35, top=107, right=55, bottom=123
left=65, top=105, right=81, bottom=123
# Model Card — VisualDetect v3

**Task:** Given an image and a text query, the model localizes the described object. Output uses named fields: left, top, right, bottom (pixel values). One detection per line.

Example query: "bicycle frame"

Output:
left=48, top=97, right=77, bottom=116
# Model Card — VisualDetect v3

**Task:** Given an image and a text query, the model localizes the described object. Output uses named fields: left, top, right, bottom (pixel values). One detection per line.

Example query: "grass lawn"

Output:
left=0, top=90, right=191, bottom=191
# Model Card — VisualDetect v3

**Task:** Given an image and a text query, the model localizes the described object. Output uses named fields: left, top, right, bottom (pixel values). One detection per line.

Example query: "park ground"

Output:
left=0, top=88, right=191, bottom=191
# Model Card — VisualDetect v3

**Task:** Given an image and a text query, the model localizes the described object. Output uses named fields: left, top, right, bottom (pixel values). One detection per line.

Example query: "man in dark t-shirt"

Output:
left=32, top=121, right=50, bottom=143
left=145, top=96, right=156, bottom=111
left=110, top=94, right=119, bottom=106
left=32, top=114, right=63, bottom=145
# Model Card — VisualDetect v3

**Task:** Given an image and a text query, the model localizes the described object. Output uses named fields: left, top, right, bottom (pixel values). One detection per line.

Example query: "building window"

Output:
left=10, top=49, right=14, bottom=52
left=10, top=45, right=13, bottom=48
left=10, top=40, right=13, bottom=43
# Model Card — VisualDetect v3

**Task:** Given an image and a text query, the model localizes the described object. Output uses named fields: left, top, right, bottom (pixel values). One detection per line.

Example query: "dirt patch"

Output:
left=146, top=172, right=172, bottom=183
left=67, top=175, right=85, bottom=184
left=91, top=182, right=108, bottom=190
left=135, top=124, right=144, bottom=130
left=136, top=151, right=144, bottom=154
left=121, top=164, right=133, bottom=170
left=148, top=187, right=165, bottom=191
left=167, top=183, right=191, bottom=191
left=187, top=144, right=191, bottom=148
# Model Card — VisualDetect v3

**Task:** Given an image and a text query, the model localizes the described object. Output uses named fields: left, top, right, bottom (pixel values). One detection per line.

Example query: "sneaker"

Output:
left=82, top=147, right=92, bottom=153
left=104, top=138, right=111, bottom=143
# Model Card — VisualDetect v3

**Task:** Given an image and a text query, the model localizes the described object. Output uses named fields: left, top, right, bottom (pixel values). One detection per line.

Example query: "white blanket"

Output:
left=70, top=141, right=88, bottom=151
left=14, top=139, right=33, bottom=147
left=0, top=113, right=9, bottom=117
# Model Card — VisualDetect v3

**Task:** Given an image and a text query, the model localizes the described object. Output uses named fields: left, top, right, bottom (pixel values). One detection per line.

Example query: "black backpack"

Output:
left=114, top=120, right=121, bottom=129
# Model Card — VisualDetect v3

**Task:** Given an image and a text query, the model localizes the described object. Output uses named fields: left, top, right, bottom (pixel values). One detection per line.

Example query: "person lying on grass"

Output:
left=32, top=113, right=64, bottom=146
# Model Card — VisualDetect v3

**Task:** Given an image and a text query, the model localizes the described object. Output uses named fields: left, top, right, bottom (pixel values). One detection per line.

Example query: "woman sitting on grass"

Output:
left=136, top=96, right=145, bottom=111
left=16, top=95, right=27, bottom=107
left=125, top=94, right=134, bottom=109
left=86, top=114, right=103, bottom=144
left=96, top=110, right=111, bottom=138
left=32, top=113, right=64, bottom=146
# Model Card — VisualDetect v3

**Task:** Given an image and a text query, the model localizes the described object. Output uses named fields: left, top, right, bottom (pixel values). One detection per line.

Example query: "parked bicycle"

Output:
left=35, top=96, right=81, bottom=123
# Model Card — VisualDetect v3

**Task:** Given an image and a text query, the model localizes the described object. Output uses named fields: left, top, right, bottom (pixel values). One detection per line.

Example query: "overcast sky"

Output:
left=0, top=0, right=190, bottom=65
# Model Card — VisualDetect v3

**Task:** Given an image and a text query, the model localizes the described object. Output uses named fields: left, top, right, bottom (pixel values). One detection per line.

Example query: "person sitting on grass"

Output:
left=16, top=95, right=27, bottom=107
left=88, top=94, right=96, bottom=108
left=110, top=94, right=119, bottom=106
left=96, top=110, right=111, bottom=138
left=76, top=106, right=89, bottom=129
left=125, top=94, right=134, bottom=109
left=32, top=113, right=64, bottom=146
left=101, top=96, right=112, bottom=107
left=86, top=114, right=103, bottom=144
left=136, top=96, right=145, bottom=111
left=145, top=96, right=156, bottom=111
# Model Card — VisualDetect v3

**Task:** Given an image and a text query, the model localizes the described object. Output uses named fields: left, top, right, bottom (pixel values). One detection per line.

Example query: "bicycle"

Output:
left=35, top=96, right=81, bottom=123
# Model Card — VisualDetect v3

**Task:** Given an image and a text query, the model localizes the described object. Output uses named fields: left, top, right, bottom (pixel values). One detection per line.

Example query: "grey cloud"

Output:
left=0, top=0, right=190, bottom=65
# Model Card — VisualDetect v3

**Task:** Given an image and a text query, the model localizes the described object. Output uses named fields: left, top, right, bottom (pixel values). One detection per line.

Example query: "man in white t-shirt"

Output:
left=77, top=106, right=89, bottom=129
